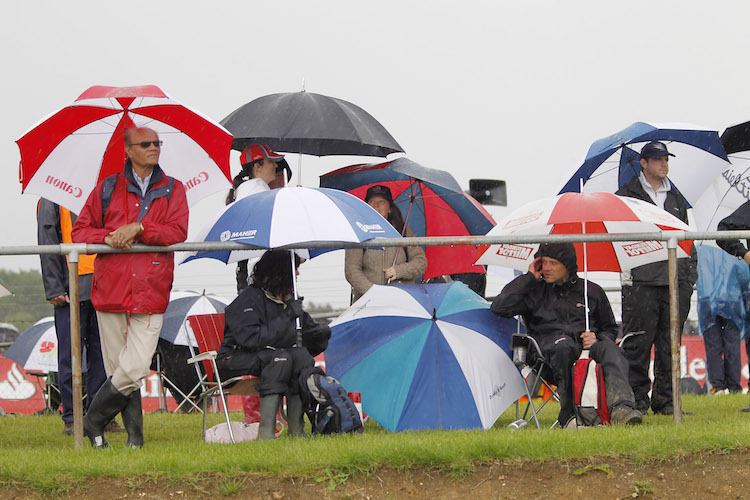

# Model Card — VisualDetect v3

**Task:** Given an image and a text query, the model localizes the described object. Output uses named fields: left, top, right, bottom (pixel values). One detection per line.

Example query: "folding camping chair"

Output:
left=185, top=313, right=259, bottom=443
left=510, top=333, right=561, bottom=429
left=511, top=330, right=646, bottom=430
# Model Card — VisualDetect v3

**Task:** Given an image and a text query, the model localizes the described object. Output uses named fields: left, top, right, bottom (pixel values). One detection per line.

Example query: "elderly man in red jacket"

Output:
left=72, top=127, right=189, bottom=448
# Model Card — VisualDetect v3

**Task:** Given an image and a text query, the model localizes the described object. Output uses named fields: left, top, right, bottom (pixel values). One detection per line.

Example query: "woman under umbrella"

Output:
left=344, top=185, right=428, bottom=303
left=216, top=250, right=330, bottom=439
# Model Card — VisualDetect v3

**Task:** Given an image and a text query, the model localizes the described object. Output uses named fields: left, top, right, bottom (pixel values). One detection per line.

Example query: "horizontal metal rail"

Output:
left=0, top=229, right=748, bottom=256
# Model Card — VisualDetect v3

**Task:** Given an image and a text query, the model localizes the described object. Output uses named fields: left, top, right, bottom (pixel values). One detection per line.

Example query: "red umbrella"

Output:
left=320, top=157, right=496, bottom=280
left=17, top=85, right=233, bottom=213
left=475, top=192, right=692, bottom=273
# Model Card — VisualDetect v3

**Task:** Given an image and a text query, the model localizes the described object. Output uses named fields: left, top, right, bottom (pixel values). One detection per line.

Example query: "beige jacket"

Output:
left=344, top=229, right=428, bottom=303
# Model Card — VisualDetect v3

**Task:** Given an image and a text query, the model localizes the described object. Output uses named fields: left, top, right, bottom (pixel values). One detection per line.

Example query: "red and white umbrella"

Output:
left=16, top=85, right=233, bottom=213
left=475, top=192, right=693, bottom=273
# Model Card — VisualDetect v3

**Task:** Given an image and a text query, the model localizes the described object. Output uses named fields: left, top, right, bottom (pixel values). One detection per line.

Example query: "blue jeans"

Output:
left=703, top=316, right=742, bottom=392
left=55, top=301, right=107, bottom=423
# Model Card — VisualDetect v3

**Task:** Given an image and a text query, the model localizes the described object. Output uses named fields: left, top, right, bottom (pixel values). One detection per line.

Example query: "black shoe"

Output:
left=83, top=378, right=129, bottom=449
left=62, top=422, right=74, bottom=436
left=121, top=391, right=143, bottom=448
left=653, top=405, right=694, bottom=416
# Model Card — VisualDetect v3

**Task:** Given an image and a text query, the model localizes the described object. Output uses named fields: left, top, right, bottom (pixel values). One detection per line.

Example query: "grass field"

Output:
left=1, top=392, right=750, bottom=497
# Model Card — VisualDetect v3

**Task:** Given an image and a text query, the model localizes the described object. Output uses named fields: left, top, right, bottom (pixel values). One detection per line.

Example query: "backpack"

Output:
left=298, top=367, right=364, bottom=435
left=572, top=350, right=610, bottom=426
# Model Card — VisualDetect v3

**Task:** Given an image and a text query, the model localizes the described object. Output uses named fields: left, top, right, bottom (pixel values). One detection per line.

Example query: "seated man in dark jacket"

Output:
left=217, top=250, right=330, bottom=439
left=491, top=242, right=642, bottom=427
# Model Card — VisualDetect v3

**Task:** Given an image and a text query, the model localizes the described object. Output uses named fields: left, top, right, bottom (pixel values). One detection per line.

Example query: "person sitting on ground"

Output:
left=216, top=250, right=331, bottom=440
left=491, top=242, right=642, bottom=427
left=344, top=184, right=428, bottom=303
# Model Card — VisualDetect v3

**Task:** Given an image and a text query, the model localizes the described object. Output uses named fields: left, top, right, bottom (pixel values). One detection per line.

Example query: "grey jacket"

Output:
left=344, top=228, right=427, bottom=302
left=37, top=199, right=93, bottom=303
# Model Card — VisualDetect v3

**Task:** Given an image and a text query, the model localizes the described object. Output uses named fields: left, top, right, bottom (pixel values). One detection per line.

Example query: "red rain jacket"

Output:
left=72, top=161, right=189, bottom=314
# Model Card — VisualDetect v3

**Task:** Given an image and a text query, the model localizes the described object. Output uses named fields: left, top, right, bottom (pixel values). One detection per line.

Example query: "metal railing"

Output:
left=3, top=229, right=750, bottom=445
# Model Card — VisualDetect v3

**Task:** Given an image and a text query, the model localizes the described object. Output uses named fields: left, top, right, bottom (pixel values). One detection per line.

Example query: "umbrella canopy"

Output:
left=558, top=122, right=730, bottom=207
left=160, top=291, right=230, bottom=347
left=182, top=186, right=402, bottom=264
left=692, top=121, right=750, bottom=235
left=16, top=85, right=233, bottom=213
left=320, top=157, right=496, bottom=279
left=4, top=317, right=86, bottom=373
left=325, top=282, right=526, bottom=431
left=476, top=192, right=693, bottom=273
left=221, top=92, right=404, bottom=157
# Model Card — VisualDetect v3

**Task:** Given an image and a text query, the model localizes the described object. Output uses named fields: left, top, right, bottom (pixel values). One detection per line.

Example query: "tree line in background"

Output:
left=0, top=269, right=52, bottom=344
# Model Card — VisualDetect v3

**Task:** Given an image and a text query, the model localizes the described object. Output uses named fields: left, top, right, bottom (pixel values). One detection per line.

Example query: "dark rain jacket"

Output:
left=37, top=199, right=93, bottom=302
left=717, top=200, right=750, bottom=259
left=72, top=161, right=189, bottom=313
left=491, top=272, right=618, bottom=346
left=217, top=286, right=330, bottom=363
left=615, top=176, right=698, bottom=287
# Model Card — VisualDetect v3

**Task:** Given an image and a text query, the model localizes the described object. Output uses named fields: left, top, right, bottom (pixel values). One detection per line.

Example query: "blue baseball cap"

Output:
left=640, top=141, right=675, bottom=159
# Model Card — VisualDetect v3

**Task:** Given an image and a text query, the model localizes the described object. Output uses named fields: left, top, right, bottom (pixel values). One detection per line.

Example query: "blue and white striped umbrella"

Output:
left=325, top=282, right=526, bottom=432
left=160, top=291, right=230, bottom=347
left=182, top=186, right=401, bottom=264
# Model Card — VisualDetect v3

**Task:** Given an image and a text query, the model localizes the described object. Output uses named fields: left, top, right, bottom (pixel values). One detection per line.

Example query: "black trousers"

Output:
left=621, top=284, right=692, bottom=412
left=703, top=316, right=742, bottom=392
left=218, top=346, right=314, bottom=397
left=533, top=334, right=636, bottom=423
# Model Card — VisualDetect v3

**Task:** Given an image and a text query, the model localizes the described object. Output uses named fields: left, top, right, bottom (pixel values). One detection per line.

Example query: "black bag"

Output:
left=298, top=367, right=364, bottom=435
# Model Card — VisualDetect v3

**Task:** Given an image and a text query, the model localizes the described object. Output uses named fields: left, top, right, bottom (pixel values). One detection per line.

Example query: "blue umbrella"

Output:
left=182, top=186, right=402, bottom=264
left=160, top=291, right=229, bottom=346
left=5, top=317, right=88, bottom=373
left=559, top=122, right=730, bottom=206
left=325, top=282, right=526, bottom=431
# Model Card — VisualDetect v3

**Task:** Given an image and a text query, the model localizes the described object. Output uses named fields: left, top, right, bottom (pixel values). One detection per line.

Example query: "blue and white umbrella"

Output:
left=4, top=317, right=83, bottom=373
left=559, top=122, right=730, bottom=206
left=325, top=282, right=526, bottom=432
left=160, top=291, right=230, bottom=347
left=182, top=186, right=401, bottom=264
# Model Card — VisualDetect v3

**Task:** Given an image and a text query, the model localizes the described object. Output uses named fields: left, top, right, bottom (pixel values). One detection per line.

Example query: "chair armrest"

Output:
left=187, top=351, right=218, bottom=364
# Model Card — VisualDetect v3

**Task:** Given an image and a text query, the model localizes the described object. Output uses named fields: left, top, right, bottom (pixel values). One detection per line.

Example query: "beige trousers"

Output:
left=96, top=311, right=163, bottom=395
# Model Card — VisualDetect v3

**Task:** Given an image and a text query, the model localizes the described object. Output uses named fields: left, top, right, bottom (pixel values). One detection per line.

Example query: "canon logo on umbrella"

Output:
left=184, top=171, right=208, bottom=191
left=45, top=175, right=82, bottom=197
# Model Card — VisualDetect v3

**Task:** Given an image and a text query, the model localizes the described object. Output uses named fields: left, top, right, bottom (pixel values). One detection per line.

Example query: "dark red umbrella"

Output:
left=320, top=157, right=495, bottom=279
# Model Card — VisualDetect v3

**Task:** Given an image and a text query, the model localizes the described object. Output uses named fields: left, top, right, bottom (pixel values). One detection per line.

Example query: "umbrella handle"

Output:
left=290, top=251, right=303, bottom=345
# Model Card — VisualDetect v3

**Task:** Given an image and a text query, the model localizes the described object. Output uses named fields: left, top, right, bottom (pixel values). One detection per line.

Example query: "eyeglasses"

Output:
left=128, top=140, right=163, bottom=148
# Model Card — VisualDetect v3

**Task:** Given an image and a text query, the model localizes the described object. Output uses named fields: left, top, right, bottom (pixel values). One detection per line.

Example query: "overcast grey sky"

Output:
left=3, top=0, right=750, bottom=308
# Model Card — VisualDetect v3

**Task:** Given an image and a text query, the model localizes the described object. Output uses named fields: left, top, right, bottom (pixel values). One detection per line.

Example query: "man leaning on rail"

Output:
left=72, top=127, right=189, bottom=448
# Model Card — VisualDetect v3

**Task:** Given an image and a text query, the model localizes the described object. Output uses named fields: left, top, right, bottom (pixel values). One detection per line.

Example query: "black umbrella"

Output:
left=721, top=120, right=750, bottom=154
left=221, top=92, right=404, bottom=157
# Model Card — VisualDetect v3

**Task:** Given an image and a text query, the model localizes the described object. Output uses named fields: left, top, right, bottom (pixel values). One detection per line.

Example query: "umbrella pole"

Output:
left=68, top=250, right=84, bottom=449
left=582, top=225, right=590, bottom=332
left=290, top=251, right=302, bottom=345
left=667, top=238, right=682, bottom=424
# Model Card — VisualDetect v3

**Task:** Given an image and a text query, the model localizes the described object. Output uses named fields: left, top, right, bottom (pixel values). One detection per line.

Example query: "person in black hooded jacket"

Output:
left=615, top=141, right=698, bottom=415
left=217, top=250, right=331, bottom=439
left=491, top=242, right=641, bottom=427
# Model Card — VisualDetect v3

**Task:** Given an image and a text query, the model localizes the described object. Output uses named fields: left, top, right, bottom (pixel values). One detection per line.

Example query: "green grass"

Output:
left=1, top=393, right=749, bottom=491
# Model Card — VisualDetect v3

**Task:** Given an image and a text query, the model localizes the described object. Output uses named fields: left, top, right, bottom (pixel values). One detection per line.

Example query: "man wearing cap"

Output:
left=226, top=143, right=292, bottom=294
left=491, top=242, right=642, bottom=427
left=615, top=141, right=697, bottom=416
